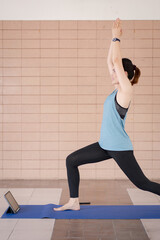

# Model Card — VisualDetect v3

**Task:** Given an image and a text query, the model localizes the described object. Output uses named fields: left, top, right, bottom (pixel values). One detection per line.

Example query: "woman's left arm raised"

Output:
left=112, top=18, right=132, bottom=92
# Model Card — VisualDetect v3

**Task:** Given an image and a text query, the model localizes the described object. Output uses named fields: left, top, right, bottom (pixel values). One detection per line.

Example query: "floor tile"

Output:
left=1, top=180, right=159, bottom=240
left=127, top=187, right=160, bottom=240
left=0, top=188, right=62, bottom=240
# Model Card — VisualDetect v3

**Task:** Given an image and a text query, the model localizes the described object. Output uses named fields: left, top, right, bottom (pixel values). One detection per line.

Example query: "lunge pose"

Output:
left=54, top=18, right=160, bottom=211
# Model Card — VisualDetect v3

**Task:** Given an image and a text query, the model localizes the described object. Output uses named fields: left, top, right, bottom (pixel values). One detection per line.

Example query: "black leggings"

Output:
left=66, top=142, right=160, bottom=198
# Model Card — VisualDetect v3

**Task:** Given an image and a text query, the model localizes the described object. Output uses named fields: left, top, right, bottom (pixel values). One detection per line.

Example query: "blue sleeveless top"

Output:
left=98, top=89, right=133, bottom=151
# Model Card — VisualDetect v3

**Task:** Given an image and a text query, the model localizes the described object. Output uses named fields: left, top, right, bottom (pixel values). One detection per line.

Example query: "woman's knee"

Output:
left=66, top=152, right=77, bottom=168
left=134, top=178, right=150, bottom=190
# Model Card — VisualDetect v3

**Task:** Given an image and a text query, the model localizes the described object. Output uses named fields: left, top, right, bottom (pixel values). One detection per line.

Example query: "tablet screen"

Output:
left=4, top=191, right=20, bottom=213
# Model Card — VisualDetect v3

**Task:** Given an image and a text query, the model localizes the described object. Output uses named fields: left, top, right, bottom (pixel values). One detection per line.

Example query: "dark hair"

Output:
left=122, top=58, right=141, bottom=86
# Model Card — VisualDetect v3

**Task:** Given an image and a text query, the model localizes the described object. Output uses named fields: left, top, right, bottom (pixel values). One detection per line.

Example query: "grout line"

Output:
left=58, top=21, right=60, bottom=179
left=7, top=219, right=19, bottom=240
left=21, top=20, right=22, bottom=179
left=39, top=20, right=41, bottom=179
left=2, top=21, right=3, bottom=180
left=152, top=20, right=153, bottom=181
left=77, top=21, right=78, bottom=155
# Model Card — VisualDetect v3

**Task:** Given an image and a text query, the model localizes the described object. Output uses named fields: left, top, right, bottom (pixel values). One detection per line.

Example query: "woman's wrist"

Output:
left=112, top=36, right=121, bottom=40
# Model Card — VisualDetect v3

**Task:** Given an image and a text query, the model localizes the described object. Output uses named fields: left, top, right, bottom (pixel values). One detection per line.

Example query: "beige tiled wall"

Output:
left=0, top=20, right=160, bottom=180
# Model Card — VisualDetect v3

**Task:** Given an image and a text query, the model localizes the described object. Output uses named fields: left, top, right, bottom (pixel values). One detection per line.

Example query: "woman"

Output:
left=54, top=18, right=160, bottom=211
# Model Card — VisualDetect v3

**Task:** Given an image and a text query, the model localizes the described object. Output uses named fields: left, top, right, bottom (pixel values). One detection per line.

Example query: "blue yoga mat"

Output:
left=1, top=204, right=160, bottom=219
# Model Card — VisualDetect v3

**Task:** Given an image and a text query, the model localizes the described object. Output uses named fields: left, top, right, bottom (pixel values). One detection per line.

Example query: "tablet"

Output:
left=4, top=191, right=20, bottom=214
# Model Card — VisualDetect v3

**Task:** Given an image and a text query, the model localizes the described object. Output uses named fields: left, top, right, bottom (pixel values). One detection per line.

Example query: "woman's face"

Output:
left=111, top=68, right=128, bottom=86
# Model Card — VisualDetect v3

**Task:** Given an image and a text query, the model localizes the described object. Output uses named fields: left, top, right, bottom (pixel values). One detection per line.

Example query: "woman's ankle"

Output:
left=69, top=197, right=79, bottom=203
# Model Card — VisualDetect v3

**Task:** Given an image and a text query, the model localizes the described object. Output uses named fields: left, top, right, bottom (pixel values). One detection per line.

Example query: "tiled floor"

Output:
left=0, top=179, right=160, bottom=240
left=0, top=186, right=62, bottom=240
left=127, top=188, right=160, bottom=240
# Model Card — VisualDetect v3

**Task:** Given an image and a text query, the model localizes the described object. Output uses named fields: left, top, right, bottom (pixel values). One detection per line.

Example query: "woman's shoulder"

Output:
left=116, top=87, right=133, bottom=109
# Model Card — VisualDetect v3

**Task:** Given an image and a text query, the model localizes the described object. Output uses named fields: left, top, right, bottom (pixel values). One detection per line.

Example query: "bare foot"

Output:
left=53, top=198, right=80, bottom=211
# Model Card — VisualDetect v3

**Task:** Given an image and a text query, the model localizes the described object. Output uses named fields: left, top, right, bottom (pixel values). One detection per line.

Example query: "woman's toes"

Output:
left=54, top=206, right=64, bottom=211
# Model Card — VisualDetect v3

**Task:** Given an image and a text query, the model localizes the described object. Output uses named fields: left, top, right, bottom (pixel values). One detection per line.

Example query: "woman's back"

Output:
left=98, top=89, right=133, bottom=151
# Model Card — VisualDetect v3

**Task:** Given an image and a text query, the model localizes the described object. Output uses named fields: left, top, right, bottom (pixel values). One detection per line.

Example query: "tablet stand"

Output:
left=6, top=206, right=14, bottom=214
left=80, top=202, right=91, bottom=205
